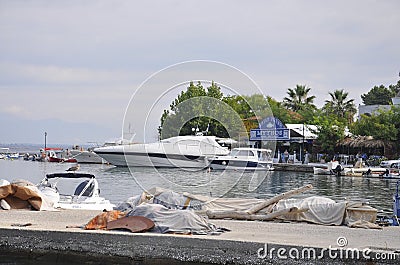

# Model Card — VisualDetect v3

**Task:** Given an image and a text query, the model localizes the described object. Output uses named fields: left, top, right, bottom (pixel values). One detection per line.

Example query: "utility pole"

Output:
left=44, top=132, right=47, bottom=150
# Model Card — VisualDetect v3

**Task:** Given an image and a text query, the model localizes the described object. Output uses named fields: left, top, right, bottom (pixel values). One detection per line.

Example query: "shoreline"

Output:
left=1, top=210, right=399, bottom=264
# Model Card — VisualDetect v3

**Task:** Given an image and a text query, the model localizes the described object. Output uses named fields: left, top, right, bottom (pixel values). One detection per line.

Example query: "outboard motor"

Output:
left=331, top=164, right=343, bottom=177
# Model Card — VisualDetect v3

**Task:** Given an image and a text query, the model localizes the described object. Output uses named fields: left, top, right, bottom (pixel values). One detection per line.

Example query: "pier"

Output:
left=273, top=163, right=316, bottom=173
left=1, top=210, right=399, bottom=264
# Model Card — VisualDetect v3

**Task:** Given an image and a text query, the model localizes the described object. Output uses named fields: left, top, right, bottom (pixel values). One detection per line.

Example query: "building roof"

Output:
left=285, top=124, right=318, bottom=140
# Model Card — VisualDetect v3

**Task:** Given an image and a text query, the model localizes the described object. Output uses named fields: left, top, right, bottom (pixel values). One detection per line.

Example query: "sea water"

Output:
left=0, top=159, right=397, bottom=214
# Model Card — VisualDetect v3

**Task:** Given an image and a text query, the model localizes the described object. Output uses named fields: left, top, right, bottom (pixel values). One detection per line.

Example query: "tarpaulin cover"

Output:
left=143, top=187, right=265, bottom=213
left=0, top=180, right=55, bottom=211
left=85, top=210, right=126, bottom=230
left=274, top=196, right=346, bottom=225
left=116, top=187, right=380, bottom=229
left=127, top=203, right=216, bottom=234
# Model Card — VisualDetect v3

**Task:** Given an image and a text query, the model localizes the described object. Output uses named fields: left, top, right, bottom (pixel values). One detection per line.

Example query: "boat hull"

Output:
left=208, top=159, right=274, bottom=171
left=70, top=150, right=105, bottom=164
left=48, top=157, right=77, bottom=163
left=54, top=200, right=115, bottom=211
left=95, top=151, right=209, bottom=168
left=313, top=167, right=333, bottom=175
left=94, top=136, right=230, bottom=168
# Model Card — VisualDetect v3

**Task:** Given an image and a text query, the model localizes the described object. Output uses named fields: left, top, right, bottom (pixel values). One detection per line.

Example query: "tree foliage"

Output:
left=283, top=85, right=316, bottom=112
left=361, top=85, right=395, bottom=105
left=323, top=89, right=356, bottom=124
left=350, top=108, right=398, bottom=141
left=312, top=112, right=346, bottom=154
left=159, top=81, right=259, bottom=139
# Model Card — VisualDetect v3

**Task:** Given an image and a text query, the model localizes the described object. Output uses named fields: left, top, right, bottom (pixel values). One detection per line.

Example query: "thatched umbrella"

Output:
left=338, top=136, right=394, bottom=157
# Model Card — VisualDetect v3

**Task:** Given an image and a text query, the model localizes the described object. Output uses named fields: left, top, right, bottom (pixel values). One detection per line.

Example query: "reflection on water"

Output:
left=0, top=160, right=397, bottom=214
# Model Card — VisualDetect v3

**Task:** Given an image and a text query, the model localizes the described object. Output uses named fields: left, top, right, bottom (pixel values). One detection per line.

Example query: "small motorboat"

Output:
left=40, top=148, right=78, bottom=163
left=37, top=172, right=115, bottom=211
left=343, top=167, right=389, bottom=177
left=207, top=147, right=274, bottom=171
left=313, top=161, right=343, bottom=176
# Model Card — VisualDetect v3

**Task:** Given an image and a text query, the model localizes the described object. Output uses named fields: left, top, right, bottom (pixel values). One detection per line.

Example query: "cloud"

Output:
left=0, top=0, right=399, bottom=143
left=0, top=62, right=137, bottom=85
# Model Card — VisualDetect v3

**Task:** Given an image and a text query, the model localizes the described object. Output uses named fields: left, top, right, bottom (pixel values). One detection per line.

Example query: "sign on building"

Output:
left=250, top=116, right=290, bottom=141
left=250, top=128, right=290, bottom=141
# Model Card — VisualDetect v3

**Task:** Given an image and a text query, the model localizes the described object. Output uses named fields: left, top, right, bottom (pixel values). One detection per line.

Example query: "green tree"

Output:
left=283, top=85, right=316, bottom=112
left=389, top=80, right=400, bottom=96
left=222, top=95, right=251, bottom=119
left=361, top=85, right=395, bottom=105
left=350, top=109, right=398, bottom=141
left=323, top=89, right=356, bottom=124
left=312, top=113, right=346, bottom=154
left=159, top=81, right=245, bottom=139
left=266, top=96, right=292, bottom=124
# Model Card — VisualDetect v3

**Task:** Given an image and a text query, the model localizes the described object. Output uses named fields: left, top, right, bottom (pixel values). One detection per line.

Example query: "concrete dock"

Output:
left=273, top=163, right=316, bottom=173
left=0, top=210, right=399, bottom=264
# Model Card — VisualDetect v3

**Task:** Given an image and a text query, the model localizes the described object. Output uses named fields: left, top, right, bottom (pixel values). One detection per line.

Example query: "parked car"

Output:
left=390, top=162, right=400, bottom=169
left=380, top=159, right=400, bottom=168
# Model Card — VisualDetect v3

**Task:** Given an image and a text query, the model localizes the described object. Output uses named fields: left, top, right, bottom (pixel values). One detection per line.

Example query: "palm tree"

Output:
left=283, top=85, right=316, bottom=111
left=324, top=89, right=356, bottom=123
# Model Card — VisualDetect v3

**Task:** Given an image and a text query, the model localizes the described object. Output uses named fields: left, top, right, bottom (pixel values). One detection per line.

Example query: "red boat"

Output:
left=48, top=156, right=77, bottom=163
left=42, top=148, right=77, bottom=163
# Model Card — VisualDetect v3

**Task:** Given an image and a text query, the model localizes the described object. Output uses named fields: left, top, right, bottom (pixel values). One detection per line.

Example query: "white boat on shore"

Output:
left=37, top=172, right=115, bottom=211
left=313, top=161, right=343, bottom=175
left=94, top=135, right=230, bottom=168
left=343, top=167, right=390, bottom=177
left=207, top=147, right=274, bottom=171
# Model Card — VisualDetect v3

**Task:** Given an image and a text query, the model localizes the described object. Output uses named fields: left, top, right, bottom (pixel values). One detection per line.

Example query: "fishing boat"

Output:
left=69, top=145, right=106, bottom=164
left=40, top=148, right=77, bottom=163
left=94, top=135, right=230, bottom=168
left=207, top=147, right=274, bottom=171
left=37, top=172, right=115, bottom=211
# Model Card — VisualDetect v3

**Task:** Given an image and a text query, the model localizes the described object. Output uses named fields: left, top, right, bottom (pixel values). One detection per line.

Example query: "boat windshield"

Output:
left=258, top=150, right=272, bottom=161
left=230, top=149, right=255, bottom=157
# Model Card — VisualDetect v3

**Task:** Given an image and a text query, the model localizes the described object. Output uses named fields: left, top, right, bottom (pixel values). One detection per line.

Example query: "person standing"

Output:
left=283, top=149, right=289, bottom=163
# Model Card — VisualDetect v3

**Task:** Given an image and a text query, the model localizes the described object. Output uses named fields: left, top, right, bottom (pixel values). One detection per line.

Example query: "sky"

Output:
left=0, top=0, right=399, bottom=144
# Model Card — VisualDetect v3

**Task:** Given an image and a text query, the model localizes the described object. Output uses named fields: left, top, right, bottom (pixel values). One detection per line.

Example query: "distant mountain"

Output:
left=0, top=112, right=119, bottom=145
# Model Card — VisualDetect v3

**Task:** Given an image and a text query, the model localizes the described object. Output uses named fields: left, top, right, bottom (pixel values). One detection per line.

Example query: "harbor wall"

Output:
left=1, top=227, right=398, bottom=265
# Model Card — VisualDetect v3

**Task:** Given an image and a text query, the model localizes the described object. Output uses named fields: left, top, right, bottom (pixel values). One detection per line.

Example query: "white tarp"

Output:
left=116, top=187, right=380, bottom=229
left=274, top=196, right=346, bottom=225
left=126, top=203, right=218, bottom=234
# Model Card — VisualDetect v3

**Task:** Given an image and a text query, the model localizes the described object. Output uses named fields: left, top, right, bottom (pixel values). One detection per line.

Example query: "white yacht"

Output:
left=69, top=148, right=105, bottom=164
left=93, top=135, right=230, bottom=168
left=207, top=147, right=274, bottom=171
